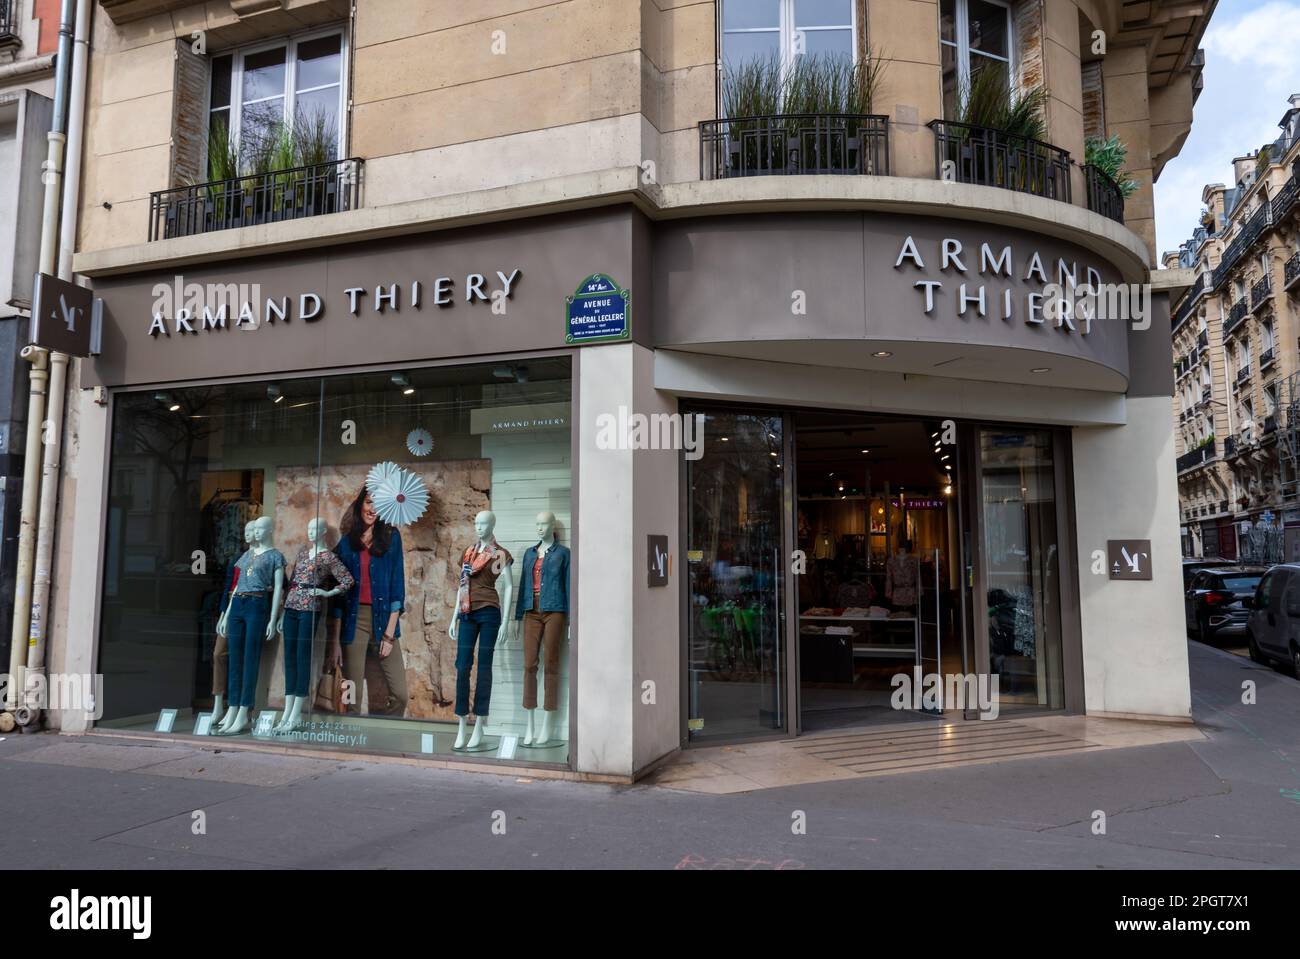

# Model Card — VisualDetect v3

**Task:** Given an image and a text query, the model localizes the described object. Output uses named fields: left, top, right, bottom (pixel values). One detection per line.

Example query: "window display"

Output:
left=97, top=359, right=573, bottom=765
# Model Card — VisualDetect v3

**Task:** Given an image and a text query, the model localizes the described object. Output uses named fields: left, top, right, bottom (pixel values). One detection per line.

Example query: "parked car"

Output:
left=1245, top=564, right=1300, bottom=677
left=1182, top=556, right=1232, bottom=590
left=1185, top=566, right=1269, bottom=643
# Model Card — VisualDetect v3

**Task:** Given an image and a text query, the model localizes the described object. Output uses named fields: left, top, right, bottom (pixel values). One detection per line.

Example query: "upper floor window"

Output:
left=208, top=30, right=345, bottom=176
left=721, top=0, right=856, bottom=87
left=940, top=0, right=1013, bottom=119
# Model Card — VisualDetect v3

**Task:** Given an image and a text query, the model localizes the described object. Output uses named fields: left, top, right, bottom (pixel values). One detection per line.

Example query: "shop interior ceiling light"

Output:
left=406, top=428, right=434, bottom=457
left=365, top=460, right=402, bottom=495
left=371, top=469, right=429, bottom=527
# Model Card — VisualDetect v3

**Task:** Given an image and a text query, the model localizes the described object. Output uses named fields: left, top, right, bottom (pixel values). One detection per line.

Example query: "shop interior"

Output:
left=794, top=412, right=966, bottom=732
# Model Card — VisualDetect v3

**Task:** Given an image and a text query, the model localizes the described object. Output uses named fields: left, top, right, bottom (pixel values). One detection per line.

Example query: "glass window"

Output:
left=207, top=31, right=345, bottom=178
left=940, top=0, right=1012, bottom=118
left=721, top=0, right=856, bottom=110
left=97, top=359, right=574, bottom=766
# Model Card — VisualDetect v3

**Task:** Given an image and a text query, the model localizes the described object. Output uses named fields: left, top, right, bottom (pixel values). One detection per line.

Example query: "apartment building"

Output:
left=22, top=0, right=1212, bottom=780
left=1169, top=95, right=1300, bottom=565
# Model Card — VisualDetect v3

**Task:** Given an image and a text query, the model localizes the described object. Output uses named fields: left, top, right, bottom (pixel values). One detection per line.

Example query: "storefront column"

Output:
left=1071, top=394, right=1191, bottom=721
left=576, top=343, right=680, bottom=777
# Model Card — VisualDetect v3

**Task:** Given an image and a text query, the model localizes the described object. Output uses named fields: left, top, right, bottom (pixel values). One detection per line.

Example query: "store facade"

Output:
left=59, top=193, right=1190, bottom=779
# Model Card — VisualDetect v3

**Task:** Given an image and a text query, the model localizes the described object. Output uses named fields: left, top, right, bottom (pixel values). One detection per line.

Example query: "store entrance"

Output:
left=794, top=412, right=965, bottom=732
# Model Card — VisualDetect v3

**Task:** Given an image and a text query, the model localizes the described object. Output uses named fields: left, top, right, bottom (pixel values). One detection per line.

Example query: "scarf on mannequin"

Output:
left=459, top=539, right=503, bottom=614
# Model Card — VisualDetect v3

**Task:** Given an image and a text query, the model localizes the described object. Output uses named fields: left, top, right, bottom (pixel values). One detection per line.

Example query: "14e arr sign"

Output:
left=566, top=273, right=630, bottom=344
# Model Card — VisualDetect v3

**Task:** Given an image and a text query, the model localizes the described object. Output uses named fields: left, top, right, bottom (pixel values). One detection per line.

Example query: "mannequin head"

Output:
left=307, top=517, right=326, bottom=544
left=252, top=515, right=274, bottom=546
left=243, top=520, right=256, bottom=545
left=535, top=510, right=556, bottom=542
left=474, top=510, right=496, bottom=541
left=343, top=485, right=392, bottom=555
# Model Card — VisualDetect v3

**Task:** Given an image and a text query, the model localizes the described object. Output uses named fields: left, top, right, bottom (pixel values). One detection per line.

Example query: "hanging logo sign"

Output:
left=30, top=272, right=98, bottom=357
left=565, top=273, right=630, bottom=344
left=1107, top=539, right=1152, bottom=581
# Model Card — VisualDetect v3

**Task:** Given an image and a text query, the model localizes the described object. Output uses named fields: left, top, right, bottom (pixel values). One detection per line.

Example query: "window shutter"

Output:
left=171, top=38, right=211, bottom=188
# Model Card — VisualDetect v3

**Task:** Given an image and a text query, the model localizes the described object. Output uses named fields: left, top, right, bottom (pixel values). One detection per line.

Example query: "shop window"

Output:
left=720, top=0, right=856, bottom=100
left=207, top=30, right=345, bottom=177
left=97, top=360, right=573, bottom=765
left=940, top=0, right=1013, bottom=119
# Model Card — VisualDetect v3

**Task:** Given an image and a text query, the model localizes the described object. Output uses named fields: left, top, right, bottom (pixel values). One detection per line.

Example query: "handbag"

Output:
left=314, top=661, right=344, bottom=713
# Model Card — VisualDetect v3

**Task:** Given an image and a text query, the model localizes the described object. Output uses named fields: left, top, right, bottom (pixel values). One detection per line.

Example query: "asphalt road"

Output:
left=1, top=640, right=1297, bottom=870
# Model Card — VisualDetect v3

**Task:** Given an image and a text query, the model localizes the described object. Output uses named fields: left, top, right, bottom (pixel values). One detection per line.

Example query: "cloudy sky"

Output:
left=1154, top=0, right=1300, bottom=257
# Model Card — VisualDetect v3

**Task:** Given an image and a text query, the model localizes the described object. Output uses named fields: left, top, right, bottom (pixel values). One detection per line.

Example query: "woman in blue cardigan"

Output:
left=329, top=486, right=407, bottom=716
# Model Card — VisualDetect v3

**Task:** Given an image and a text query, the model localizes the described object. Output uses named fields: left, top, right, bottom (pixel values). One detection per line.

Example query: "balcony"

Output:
left=1264, top=414, right=1278, bottom=435
left=1177, top=440, right=1216, bottom=474
left=1261, top=346, right=1276, bottom=369
left=1236, top=365, right=1252, bottom=386
left=0, top=0, right=16, bottom=45
left=1285, top=252, right=1300, bottom=292
left=1201, top=386, right=1212, bottom=405
left=699, top=114, right=890, bottom=180
left=1223, top=297, right=1249, bottom=335
left=1212, top=203, right=1272, bottom=291
left=1250, top=274, right=1272, bottom=313
left=148, top=157, right=363, bottom=242
left=1083, top=164, right=1125, bottom=223
left=927, top=120, right=1071, bottom=203
left=1197, top=330, right=1208, bottom=349
left=1275, top=175, right=1299, bottom=222
left=1171, top=273, right=1208, bottom=334
left=1225, top=436, right=1238, bottom=458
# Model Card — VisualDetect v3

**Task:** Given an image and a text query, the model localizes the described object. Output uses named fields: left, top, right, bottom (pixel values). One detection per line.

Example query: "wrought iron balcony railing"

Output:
left=0, top=1, right=17, bottom=44
left=1223, top=297, right=1249, bottom=335
left=1264, top=414, right=1278, bottom=435
left=1201, top=387, right=1212, bottom=406
left=1274, top=175, right=1299, bottom=222
left=1224, top=436, right=1238, bottom=458
left=149, top=157, right=363, bottom=241
left=1177, top=441, right=1216, bottom=474
left=1260, top=346, right=1276, bottom=368
left=1212, top=202, right=1272, bottom=291
left=1083, top=163, right=1124, bottom=223
left=1250, top=273, right=1272, bottom=313
left=1236, top=364, right=1252, bottom=385
left=1197, top=329, right=1208, bottom=349
left=699, top=114, right=890, bottom=180
left=1171, top=273, right=1208, bottom=334
left=927, top=120, right=1071, bottom=202
left=1285, top=252, right=1300, bottom=292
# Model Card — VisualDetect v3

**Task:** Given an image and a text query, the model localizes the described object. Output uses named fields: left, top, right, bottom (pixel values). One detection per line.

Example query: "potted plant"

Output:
left=954, top=68, right=1049, bottom=193
left=1084, top=134, right=1137, bottom=197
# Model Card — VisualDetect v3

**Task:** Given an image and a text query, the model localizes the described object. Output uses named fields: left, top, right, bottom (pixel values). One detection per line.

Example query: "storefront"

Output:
left=67, top=202, right=1191, bottom=779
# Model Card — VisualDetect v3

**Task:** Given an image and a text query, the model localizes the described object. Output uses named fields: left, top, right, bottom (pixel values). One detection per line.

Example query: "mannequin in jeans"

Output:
left=513, top=511, right=569, bottom=747
left=447, top=510, right=513, bottom=750
left=214, top=516, right=285, bottom=736
left=274, top=518, right=353, bottom=734
left=208, top=519, right=256, bottom=729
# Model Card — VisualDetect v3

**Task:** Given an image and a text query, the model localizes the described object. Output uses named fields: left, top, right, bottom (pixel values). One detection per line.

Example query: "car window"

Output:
left=1267, top=570, right=1288, bottom=611
left=1221, top=576, right=1263, bottom=591
left=1191, top=571, right=1209, bottom=589
left=1256, top=572, right=1274, bottom=610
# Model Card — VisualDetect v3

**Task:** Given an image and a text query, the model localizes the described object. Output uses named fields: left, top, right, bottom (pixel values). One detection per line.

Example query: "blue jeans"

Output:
left=227, top=593, right=271, bottom=708
left=455, top=606, right=502, bottom=717
left=281, top=608, right=319, bottom=698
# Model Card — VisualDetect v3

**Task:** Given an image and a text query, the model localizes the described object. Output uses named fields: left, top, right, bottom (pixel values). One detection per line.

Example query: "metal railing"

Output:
left=1285, top=251, right=1300, bottom=291
left=1223, top=297, right=1249, bottom=335
left=1264, top=414, right=1278, bottom=435
left=699, top=114, right=890, bottom=180
left=1212, top=202, right=1271, bottom=290
left=1197, top=329, right=1208, bottom=348
left=1171, top=273, right=1208, bottom=334
left=0, top=1, right=16, bottom=43
left=1250, top=273, right=1272, bottom=313
left=1177, top=441, right=1216, bottom=473
left=927, top=119, right=1071, bottom=202
left=1201, top=386, right=1212, bottom=405
left=148, top=157, right=363, bottom=241
left=1274, top=175, right=1299, bottom=222
left=1261, top=346, right=1276, bottom=368
left=1224, top=436, right=1238, bottom=458
left=1083, top=164, right=1125, bottom=223
left=1236, top=364, right=1252, bottom=385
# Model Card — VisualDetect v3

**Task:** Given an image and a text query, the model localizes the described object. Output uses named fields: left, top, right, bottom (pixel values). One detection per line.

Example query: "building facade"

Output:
left=1170, top=95, right=1300, bottom=564
left=27, top=0, right=1211, bottom=779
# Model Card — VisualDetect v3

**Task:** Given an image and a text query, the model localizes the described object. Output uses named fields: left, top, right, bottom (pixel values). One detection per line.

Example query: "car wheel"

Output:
left=1247, top=630, right=1266, bottom=664
left=1197, top=618, right=1212, bottom=645
left=1292, top=646, right=1300, bottom=680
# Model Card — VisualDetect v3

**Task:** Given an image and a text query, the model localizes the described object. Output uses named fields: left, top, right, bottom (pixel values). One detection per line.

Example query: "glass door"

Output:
left=971, top=427, right=1065, bottom=710
left=684, top=410, right=788, bottom=742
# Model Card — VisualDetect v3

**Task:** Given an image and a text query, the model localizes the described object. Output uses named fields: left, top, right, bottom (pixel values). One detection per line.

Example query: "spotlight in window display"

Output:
left=406, top=427, right=434, bottom=457
left=365, top=460, right=402, bottom=496
left=371, top=469, right=429, bottom=527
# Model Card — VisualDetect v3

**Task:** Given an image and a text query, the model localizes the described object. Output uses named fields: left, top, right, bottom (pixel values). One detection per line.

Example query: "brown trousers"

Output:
left=522, top=605, right=566, bottom=711
left=342, top=604, right=408, bottom=717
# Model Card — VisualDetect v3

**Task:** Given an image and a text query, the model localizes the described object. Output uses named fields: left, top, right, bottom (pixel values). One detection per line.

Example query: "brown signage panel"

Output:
left=1107, top=539, right=1152, bottom=580
left=31, top=273, right=95, bottom=357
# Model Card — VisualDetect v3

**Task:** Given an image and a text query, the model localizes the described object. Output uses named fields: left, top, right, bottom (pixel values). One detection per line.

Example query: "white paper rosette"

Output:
left=406, top=428, right=434, bottom=457
left=370, top=468, right=429, bottom=527
left=365, top=461, right=402, bottom=496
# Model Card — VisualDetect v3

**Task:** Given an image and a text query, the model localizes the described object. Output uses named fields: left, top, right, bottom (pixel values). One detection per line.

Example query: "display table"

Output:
left=799, top=614, right=920, bottom=684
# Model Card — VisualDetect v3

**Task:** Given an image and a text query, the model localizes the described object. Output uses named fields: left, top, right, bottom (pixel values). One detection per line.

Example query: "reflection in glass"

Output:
left=686, top=411, right=786, bottom=741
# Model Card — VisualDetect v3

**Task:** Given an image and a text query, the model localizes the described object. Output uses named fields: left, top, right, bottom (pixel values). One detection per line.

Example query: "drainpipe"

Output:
left=6, top=0, right=79, bottom=727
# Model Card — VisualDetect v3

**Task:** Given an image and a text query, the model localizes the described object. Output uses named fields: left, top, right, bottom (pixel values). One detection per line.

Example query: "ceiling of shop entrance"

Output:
left=794, top=412, right=949, bottom=498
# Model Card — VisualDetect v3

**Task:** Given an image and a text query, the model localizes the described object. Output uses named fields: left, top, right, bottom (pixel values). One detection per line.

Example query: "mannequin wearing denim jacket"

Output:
left=512, top=510, right=569, bottom=747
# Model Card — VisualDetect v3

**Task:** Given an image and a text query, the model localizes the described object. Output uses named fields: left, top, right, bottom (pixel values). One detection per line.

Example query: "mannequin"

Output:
left=214, top=516, right=286, bottom=735
left=885, top=537, right=918, bottom=612
left=208, top=519, right=257, bottom=728
left=447, top=510, right=513, bottom=749
left=275, top=517, right=354, bottom=734
left=512, top=511, right=569, bottom=746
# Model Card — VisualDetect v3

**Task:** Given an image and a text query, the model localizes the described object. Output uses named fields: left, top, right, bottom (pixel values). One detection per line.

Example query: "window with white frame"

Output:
left=940, top=0, right=1013, bottom=119
left=721, top=0, right=856, bottom=97
left=208, top=29, right=346, bottom=176
left=1263, top=320, right=1275, bottom=354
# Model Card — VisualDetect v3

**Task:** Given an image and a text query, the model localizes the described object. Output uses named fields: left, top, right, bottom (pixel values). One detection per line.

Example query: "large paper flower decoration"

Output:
left=365, top=461, right=402, bottom=496
left=370, top=468, right=429, bottom=527
left=407, top=428, right=434, bottom=457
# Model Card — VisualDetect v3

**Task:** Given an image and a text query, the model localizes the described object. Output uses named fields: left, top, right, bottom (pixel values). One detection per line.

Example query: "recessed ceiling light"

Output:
left=720, top=436, right=729, bottom=442
left=861, top=448, right=869, bottom=454
left=873, top=350, right=893, bottom=358
left=1031, top=367, right=1051, bottom=373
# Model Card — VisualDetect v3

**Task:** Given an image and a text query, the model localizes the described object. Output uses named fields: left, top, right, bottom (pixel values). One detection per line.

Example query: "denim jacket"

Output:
left=513, top=541, right=570, bottom=619
left=331, top=530, right=405, bottom=647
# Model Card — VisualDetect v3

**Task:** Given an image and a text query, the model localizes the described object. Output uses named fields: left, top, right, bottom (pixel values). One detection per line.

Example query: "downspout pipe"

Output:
left=7, top=0, right=79, bottom=726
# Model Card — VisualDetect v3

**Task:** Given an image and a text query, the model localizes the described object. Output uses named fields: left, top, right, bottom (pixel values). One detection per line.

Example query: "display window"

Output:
left=97, top=358, right=573, bottom=765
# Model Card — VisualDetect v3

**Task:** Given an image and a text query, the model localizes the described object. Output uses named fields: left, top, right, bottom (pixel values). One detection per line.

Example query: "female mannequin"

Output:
left=448, top=510, right=513, bottom=750
left=275, top=517, right=354, bottom=733
left=886, top=538, right=918, bottom=612
left=329, top=487, right=408, bottom=718
left=208, top=519, right=257, bottom=728
left=215, top=516, right=285, bottom=735
left=512, top=510, right=569, bottom=746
